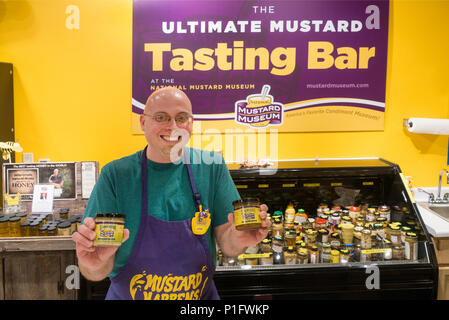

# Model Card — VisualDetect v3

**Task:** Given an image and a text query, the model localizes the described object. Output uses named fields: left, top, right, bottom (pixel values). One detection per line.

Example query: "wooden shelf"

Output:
left=0, top=236, right=75, bottom=252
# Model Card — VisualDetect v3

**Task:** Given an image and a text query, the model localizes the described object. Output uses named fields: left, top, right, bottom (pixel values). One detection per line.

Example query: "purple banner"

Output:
left=132, top=0, right=389, bottom=133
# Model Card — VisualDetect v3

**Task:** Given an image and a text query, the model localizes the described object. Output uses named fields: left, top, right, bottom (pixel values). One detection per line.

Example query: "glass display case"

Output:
left=214, top=158, right=438, bottom=299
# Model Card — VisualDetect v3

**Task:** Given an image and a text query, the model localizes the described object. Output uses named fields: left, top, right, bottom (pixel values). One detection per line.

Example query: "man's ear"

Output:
left=140, top=115, right=145, bottom=131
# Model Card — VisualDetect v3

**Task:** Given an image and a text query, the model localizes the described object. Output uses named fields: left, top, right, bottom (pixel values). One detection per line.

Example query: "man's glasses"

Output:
left=143, top=112, right=193, bottom=125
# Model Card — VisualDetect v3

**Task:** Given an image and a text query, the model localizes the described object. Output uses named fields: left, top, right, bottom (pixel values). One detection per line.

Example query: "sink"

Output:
left=426, top=204, right=449, bottom=223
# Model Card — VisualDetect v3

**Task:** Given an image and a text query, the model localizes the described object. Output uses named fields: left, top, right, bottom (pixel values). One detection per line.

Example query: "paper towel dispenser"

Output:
left=404, top=118, right=449, bottom=135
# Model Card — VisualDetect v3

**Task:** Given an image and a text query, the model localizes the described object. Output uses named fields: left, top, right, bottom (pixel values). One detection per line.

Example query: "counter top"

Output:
left=413, top=187, right=449, bottom=238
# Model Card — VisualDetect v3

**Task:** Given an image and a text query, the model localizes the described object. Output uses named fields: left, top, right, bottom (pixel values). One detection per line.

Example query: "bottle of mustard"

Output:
left=285, top=202, right=296, bottom=221
left=295, top=209, right=308, bottom=225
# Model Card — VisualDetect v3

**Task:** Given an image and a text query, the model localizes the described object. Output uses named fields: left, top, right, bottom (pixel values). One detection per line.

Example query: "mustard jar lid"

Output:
left=95, top=213, right=125, bottom=219
left=232, top=198, right=259, bottom=206
left=58, top=221, right=71, bottom=229
left=8, top=216, right=21, bottom=223
left=20, top=220, right=30, bottom=227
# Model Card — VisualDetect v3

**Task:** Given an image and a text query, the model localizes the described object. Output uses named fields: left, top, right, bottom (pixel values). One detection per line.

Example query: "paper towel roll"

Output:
left=406, top=118, right=449, bottom=135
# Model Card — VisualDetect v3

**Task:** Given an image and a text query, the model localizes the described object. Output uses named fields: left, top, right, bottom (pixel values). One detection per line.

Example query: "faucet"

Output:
left=436, top=169, right=449, bottom=203
left=417, top=188, right=435, bottom=203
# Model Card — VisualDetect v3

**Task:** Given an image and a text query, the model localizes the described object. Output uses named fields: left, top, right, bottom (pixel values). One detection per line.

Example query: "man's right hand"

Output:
left=72, top=217, right=129, bottom=281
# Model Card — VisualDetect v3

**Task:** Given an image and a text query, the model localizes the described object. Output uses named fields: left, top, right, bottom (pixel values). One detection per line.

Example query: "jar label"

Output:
left=234, top=206, right=261, bottom=226
left=405, top=241, right=418, bottom=260
left=94, top=223, right=124, bottom=245
left=390, top=234, right=400, bottom=245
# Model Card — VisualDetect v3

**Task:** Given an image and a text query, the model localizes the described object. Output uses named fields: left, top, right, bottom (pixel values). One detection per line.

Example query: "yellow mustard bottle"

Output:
left=285, top=202, right=296, bottom=222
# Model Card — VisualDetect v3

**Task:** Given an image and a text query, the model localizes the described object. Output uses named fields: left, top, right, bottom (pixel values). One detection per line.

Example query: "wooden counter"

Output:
left=432, top=237, right=449, bottom=300
left=0, top=236, right=77, bottom=300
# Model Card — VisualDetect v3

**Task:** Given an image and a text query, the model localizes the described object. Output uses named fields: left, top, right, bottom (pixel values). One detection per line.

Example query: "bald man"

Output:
left=73, top=87, right=270, bottom=300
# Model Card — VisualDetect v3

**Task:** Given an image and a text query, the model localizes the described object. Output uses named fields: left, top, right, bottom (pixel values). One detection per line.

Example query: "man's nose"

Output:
left=166, top=117, right=179, bottom=129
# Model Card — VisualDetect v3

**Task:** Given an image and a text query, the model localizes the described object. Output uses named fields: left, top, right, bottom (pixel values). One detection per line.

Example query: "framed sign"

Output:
left=132, top=0, right=389, bottom=133
left=2, top=162, right=76, bottom=200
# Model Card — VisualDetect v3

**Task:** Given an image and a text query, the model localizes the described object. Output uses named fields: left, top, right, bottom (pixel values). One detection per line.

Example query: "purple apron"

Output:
left=105, top=147, right=219, bottom=300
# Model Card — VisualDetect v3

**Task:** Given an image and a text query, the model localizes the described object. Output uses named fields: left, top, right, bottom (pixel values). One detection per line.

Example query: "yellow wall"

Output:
left=0, top=0, right=448, bottom=187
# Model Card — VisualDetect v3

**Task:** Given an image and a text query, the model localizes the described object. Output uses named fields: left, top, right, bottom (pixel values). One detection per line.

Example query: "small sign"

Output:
left=31, top=184, right=55, bottom=213
left=304, top=183, right=320, bottom=188
left=331, top=182, right=343, bottom=187
left=282, top=184, right=296, bottom=188
left=81, top=162, right=97, bottom=199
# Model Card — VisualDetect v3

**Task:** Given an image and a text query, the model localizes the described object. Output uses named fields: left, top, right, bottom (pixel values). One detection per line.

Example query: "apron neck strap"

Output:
left=183, top=148, right=202, bottom=211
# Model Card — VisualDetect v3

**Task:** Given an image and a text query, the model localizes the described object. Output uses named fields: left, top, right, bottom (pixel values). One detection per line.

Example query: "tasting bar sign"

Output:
left=132, top=0, right=389, bottom=133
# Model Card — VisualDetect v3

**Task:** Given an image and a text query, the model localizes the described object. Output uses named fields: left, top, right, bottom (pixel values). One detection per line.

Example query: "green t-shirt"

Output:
left=83, top=147, right=240, bottom=278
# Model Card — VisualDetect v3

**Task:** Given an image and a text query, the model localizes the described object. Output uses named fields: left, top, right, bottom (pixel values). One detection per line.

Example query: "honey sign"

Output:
left=7, top=169, right=37, bottom=195
left=234, top=85, right=283, bottom=129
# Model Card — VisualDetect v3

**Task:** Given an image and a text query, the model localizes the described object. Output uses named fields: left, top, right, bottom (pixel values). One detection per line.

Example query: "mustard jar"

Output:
left=378, top=205, right=391, bottom=222
left=284, top=246, right=297, bottom=265
left=16, top=212, right=27, bottom=224
left=388, top=224, right=402, bottom=246
left=361, top=229, right=372, bottom=249
left=29, top=221, right=40, bottom=236
left=330, top=250, right=340, bottom=263
left=309, top=245, right=319, bottom=264
left=285, top=231, right=296, bottom=247
left=0, top=215, right=10, bottom=237
left=321, top=242, right=331, bottom=263
left=59, top=208, right=70, bottom=220
left=47, top=226, right=57, bottom=236
left=260, top=238, right=272, bottom=253
left=8, top=216, right=21, bottom=237
left=392, top=245, right=405, bottom=260
left=233, top=198, right=261, bottom=231
left=340, top=249, right=350, bottom=263
left=297, top=248, right=309, bottom=264
left=57, top=221, right=72, bottom=236
left=404, top=232, right=418, bottom=260
left=259, top=252, right=273, bottom=265
left=93, top=213, right=125, bottom=246
left=39, top=225, right=48, bottom=237
left=272, top=218, right=283, bottom=238
left=20, top=220, right=31, bottom=237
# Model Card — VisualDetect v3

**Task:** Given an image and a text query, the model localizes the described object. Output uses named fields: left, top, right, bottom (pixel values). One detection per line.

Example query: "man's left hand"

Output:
left=226, top=204, right=271, bottom=249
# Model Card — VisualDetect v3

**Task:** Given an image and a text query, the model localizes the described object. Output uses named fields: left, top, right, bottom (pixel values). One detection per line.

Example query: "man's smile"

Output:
left=160, top=134, right=182, bottom=144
